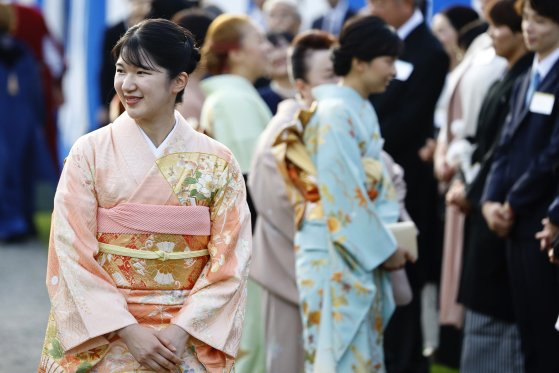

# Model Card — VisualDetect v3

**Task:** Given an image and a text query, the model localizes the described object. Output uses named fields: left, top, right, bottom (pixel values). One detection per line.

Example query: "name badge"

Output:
left=530, top=92, right=555, bottom=115
left=395, top=60, right=414, bottom=81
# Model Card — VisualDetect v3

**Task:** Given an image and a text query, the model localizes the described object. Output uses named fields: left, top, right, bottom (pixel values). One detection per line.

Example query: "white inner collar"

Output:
left=532, top=46, right=559, bottom=82
left=139, top=115, right=178, bottom=157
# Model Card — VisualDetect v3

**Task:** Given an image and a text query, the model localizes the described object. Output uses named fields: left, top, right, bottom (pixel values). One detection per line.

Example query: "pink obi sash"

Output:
left=97, top=203, right=211, bottom=235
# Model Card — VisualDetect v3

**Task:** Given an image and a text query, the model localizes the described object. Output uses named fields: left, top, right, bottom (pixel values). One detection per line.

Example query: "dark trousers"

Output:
left=507, top=238, right=559, bottom=373
left=384, top=164, right=439, bottom=373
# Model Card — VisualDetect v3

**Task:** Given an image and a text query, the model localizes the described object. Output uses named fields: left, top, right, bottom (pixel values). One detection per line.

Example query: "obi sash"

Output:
left=97, top=203, right=211, bottom=259
left=271, top=104, right=385, bottom=226
left=97, top=203, right=211, bottom=235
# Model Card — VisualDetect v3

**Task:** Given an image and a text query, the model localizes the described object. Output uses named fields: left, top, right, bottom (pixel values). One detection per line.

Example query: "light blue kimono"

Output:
left=295, top=84, right=399, bottom=372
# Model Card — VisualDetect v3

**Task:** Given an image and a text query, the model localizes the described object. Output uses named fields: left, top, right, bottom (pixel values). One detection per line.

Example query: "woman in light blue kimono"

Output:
left=295, top=16, right=413, bottom=372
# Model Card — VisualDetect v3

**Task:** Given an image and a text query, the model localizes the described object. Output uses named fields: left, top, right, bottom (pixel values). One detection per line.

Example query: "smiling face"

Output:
left=361, top=55, right=397, bottom=94
left=522, top=1, right=559, bottom=59
left=114, top=52, right=184, bottom=125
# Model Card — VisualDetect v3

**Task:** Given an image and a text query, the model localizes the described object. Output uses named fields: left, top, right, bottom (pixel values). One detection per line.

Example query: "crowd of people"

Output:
left=3, top=0, right=557, bottom=372
left=0, top=3, right=62, bottom=242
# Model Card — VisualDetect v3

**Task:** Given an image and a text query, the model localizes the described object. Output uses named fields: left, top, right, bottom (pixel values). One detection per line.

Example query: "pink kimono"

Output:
left=39, top=112, right=251, bottom=372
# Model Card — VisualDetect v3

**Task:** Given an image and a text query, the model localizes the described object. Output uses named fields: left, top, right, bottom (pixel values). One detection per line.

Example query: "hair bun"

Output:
left=332, top=46, right=352, bottom=76
left=332, top=16, right=402, bottom=77
left=186, top=46, right=201, bottom=74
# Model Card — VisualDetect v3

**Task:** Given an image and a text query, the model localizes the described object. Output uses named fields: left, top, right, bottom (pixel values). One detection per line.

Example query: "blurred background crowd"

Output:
left=2, top=0, right=559, bottom=372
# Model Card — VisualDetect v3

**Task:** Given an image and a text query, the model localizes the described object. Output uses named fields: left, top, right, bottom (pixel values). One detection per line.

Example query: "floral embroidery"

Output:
left=288, top=86, right=398, bottom=372
left=41, top=119, right=248, bottom=372
left=96, top=233, right=209, bottom=291
left=156, top=152, right=228, bottom=206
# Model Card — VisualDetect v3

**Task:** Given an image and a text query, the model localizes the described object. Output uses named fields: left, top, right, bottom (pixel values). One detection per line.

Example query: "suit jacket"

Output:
left=458, top=53, right=533, bottom=321
left=370, top=22, right=449, bottom=282
left=549, top=195, right=559, bottom=224
left=482, top=56, right=559, bottom=239
left=311, top=8, right=355, bottom=35
left=257, top=85, right=285, bottom=115
left=371, top=23, right=448, bottom=163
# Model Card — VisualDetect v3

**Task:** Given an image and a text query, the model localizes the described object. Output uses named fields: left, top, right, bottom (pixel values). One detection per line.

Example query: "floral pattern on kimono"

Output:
left=39, top=112, right=251, bottom=373
left=290, top=85, right=399, bottom=372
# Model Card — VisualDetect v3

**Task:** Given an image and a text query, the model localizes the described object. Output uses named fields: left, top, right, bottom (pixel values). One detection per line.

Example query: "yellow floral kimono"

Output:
left=273, top=85, right=399, bottom=373
left=39, top=111, right=251, bottom=372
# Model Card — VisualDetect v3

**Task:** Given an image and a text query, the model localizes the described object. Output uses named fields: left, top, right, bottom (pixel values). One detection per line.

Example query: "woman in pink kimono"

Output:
left=39, top=19, right=251, bottom=373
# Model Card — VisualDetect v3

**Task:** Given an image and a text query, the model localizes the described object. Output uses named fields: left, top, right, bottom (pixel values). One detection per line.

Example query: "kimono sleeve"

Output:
left=46, top=137, right=136, bottom=353
left=311, top=104, right=397, bottom=271
left=171, top=156, right=251, bottom=369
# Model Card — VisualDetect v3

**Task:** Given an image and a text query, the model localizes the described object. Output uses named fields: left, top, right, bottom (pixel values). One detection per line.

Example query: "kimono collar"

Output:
left=312, top=84, right=367, bottom=110
left=200, top=74, right=257, bottom=96
left=138, top=114, right=178, bottom=157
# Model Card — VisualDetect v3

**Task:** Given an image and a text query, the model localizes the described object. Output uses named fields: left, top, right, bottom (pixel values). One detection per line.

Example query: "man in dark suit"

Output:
left=453, top=1, right=533, bottom=368
left=482, top=0, right=559, bottom=371
left=368, top=0, right=449, bottom=372
left=311, top=0, right=355, bottom=36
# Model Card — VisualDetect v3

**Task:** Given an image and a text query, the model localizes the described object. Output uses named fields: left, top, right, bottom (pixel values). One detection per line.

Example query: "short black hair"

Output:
left=489, top=0, right=522, bottom=33
left=172, top=8, right=214, bottom=47
left=516, top=0, right=559, bottom=25
left=332, top=15, right=402, bottom=76
left=112, top=19, right=200, bottom=103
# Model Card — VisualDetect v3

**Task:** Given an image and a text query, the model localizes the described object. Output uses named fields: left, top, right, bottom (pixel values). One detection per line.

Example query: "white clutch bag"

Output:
left=386, top=221, right=418, bottom=261
left=386, top=221, right=418, bottom=306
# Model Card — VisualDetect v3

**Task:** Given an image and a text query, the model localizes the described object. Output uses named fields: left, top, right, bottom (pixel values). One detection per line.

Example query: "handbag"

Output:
left=390, top=269, right=413, bottom=306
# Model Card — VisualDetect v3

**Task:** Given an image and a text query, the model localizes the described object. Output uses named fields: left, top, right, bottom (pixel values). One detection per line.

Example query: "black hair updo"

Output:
left=332, top=15, right=402, bottom=77
left=112, top=18, right=201, bottom=103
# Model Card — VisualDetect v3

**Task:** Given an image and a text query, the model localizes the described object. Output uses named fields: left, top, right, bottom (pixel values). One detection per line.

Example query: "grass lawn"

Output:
left=432, top=364, right=459, bottom=373
left=34, top=211, right=52, bottom=245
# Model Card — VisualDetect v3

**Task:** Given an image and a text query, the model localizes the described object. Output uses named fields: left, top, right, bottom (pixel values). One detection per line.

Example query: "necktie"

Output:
left=526, top=70, right=541, bottom=107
